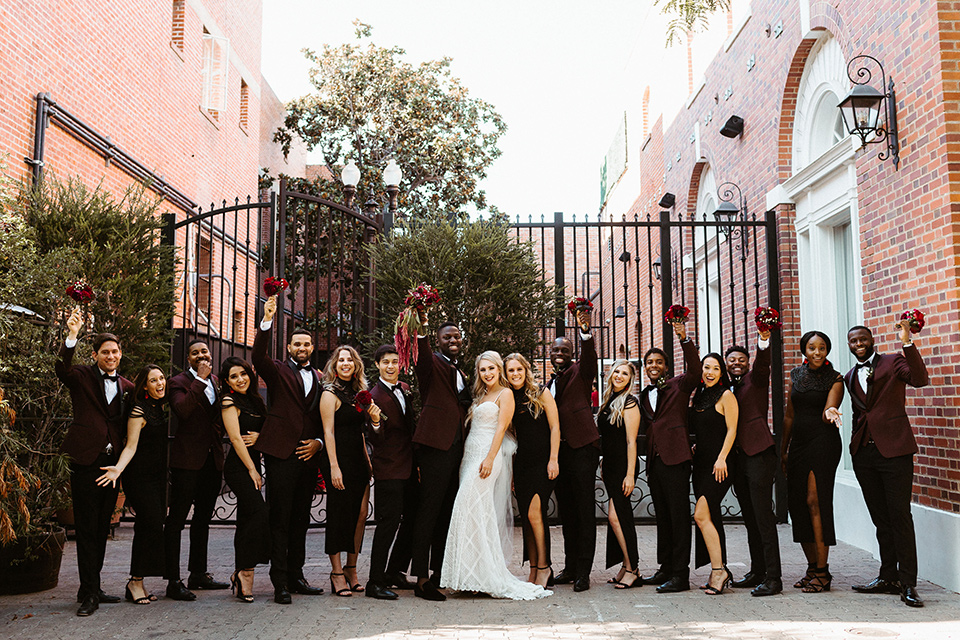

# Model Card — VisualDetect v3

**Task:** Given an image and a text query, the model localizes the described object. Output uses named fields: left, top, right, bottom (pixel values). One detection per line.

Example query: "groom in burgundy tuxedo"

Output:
left=411, top=315, right=470, bottom=602
left=164, top=339, right=227, bottom=600
left=637, top=320, right=700, bottom=593
left=550, top=307, right=599, bottom=593
left=365, top=344, right=419, bottom=600
left=252, top=295, right=325, bottom=604
left=726, top=328, right=782, bottom=596
left=55, top=308, right=133, bottom=616
left=845, top=321, right=929, bottom=607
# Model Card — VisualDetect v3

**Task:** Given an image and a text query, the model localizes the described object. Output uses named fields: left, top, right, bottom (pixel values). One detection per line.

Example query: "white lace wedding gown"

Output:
left=440, top=399, right=552, bottom=600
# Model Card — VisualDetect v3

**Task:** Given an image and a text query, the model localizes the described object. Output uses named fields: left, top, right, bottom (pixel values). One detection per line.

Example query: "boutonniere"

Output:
left=656, top=376, right=667, bottom=390
left=865, top=366, right=874, bottom=383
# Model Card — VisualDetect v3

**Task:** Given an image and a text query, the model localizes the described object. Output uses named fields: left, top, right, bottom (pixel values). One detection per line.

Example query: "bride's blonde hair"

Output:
left=466, top=350, right=508, bottom=425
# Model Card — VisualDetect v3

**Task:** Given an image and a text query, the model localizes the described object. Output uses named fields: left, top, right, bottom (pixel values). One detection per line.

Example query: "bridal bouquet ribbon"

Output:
left=394, top=283, right=441, bottom=372
left=263, top=276, right=289, bottom=297
left=754, top=306, right=783, bottom=332
left=566, top=297, right=593, bottom=314
left=899, top=309, right=925, bottom=334
left=66, top=281, right=95, bottom=303
left=664, top=304, right=690, bottom=324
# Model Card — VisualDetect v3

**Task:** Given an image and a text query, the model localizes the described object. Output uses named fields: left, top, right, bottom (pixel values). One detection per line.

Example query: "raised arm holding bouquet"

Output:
left=394, top=284, right=441, bottom=372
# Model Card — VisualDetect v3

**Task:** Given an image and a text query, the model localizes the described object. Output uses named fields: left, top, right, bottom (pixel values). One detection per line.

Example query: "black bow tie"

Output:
left=101, top=372, right=118, bottom=382
left=856, top=361, right=872, bottom=369
left=295, top=363, right=312, bottom=372
left=386, top=383, right=401, bottom=392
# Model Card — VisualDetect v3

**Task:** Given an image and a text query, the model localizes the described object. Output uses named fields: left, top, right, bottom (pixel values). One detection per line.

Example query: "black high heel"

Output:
left=536, top=565, right=554, bottom=588
left=330, top=572, right=352, bottom=597
left=802, top=565, right=832, bottom=593
left=125, top=578, right=151, bottom=605
left=794, top=562, right=816, bottom=589
left=614, top=569, right=641, bottom=590
left=230, top=570, right=254, bottom=603
left=343, top=565, right=364, bottom=592
left=704, top=567, right=730, bottom=595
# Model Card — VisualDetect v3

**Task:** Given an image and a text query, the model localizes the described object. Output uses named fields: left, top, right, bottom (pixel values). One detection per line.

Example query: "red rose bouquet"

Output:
left=263, top=276, right=289, bottom=296
left=754, top=306, right=783, bottom=332
left=66, top=281, right=95, bottom=303
left=664, top=304, right=690, bottom=324
left=900, top=309, right=925, bottom=334
left=566, top=297, right=593, bottom=314
left=353, top=389, right=373, bottom=413
left=394, top=283, right=441, bottom=372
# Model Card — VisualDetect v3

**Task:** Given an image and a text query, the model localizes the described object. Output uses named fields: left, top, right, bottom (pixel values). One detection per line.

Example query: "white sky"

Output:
left=262, top=1, right=737, bottom=220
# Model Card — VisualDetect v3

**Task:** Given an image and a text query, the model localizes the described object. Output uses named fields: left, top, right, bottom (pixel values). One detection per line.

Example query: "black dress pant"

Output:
left=263, top=453, right=318, bottom=589
left=411, top=440, right=463, bottom=579
left=163, top=451, right=222, bottom=581
left=732, top=446, right=781, bottom=579
left=368, top=476, right=419, bottom=583
left=123, top=470, right=166, bottom=578
left=853, top=443, right=918, bottom=587
left=648, top=455, right=691, bottom=579
left=555, top=441, right=601, bottom=577
left=70, top=453, right=120, bottom=599
left=223, top=451, right=270, bottom=570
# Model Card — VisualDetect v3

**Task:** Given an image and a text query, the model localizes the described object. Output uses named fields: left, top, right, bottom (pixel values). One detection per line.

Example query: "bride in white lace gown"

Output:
left=441, top=351, right=552, bottom=600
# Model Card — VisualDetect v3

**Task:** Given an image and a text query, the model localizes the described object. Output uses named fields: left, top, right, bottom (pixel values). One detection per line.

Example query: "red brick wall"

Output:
left=629, top=0, right=960, bottom=513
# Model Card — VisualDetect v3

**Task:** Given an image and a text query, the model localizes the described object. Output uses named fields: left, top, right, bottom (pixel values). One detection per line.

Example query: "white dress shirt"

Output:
left=381, top=378, right=406, bottom=414
left=190, top=367, right=217, bottom=404
left=261, top=318, right=314, bottom=396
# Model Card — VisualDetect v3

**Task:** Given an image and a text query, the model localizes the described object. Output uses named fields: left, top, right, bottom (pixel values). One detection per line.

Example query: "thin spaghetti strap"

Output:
left=494, top=387, right=508, bottom=405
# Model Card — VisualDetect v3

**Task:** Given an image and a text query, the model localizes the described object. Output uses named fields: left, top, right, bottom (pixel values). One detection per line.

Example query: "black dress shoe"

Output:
left=852, top=577, right=901, bottom=594
left=365, top=582, right=399, bottom=600
left=77, top=589, right=120, bottom=604
left=383, top=571, right=416, bottom=590
left=901, top=585, right=924, bottom=608
left=655, top=576, right=690, bottom=593
left=751, top=578, right=783, bottom=597
left=573, top=576, right=590, bottom=592
left=76, top=595, right=98, bottom=616
left=414, top=580, right=446, bottom=602
left=638, top=569, right=669, bottom=586
left=732, top=571, right=765, bottom=589
left=187, top=572, right=229, bottom=590
left=274, top=587, right=292, bottom=604
left=165, top=580, right=197, bottom=601
left=291, top=577, right=324, bottom=595
left=553, top=568, right=575, bottom=585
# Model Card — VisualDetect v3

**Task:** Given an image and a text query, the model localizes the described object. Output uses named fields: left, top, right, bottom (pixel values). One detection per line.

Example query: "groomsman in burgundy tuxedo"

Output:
left=164, top=339, right=228, bottom=600
left=252, top=295, right=325, bottom=604
left=411, top=315, right=470, bottom=601
left=845, top=321, right=929, bottom=608
left=55, top=308, right=133, bottom=616
left=725, top=328, right=782, bottom=596
left=637, top=320, right=700, bottom=593
left=549, top=307, right=599, bottom=593
left=365, top=344, right=419, bottom=600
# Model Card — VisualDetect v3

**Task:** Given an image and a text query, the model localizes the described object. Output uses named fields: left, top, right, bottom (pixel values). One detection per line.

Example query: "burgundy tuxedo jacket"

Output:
left=368, top=379, right=416, bottom=481
left=844, top=346, right=928, bottom=458
left=251, top=326, right=323, bottom=461
left=167, top=370, right=225, bottom=471
left=641, top=339, right=701, bottom=466
left=55, top=343, right=134, bottom=466
left=553, top=334, right=600, bottom=449
left=413, top=336, right=468, bottom=451
left=733, top=344, right=775, bottom=456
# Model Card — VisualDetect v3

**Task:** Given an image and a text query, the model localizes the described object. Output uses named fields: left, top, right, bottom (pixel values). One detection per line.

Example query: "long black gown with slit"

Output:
left=786, top=364, right=842, bottom=546
left=512, top=388, right=557, bottom=567
left=690, top=391, right=733, bottom=569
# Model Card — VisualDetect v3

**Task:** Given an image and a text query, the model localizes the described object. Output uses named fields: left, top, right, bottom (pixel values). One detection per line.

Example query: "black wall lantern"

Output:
left=713, top=181, right=748, bottom=255
left=838, top=54, right=900, bottom=170
left=719, top=115, right=744, bottom=138
left=658, top=192, right=676, bottom=209
left=652, top=255, right=662, bottom=281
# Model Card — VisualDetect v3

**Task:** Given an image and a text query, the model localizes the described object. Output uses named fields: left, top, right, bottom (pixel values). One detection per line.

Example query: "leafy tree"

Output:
left=368, top=214, right=563, bottom=369
left=273, top=21, right=507, bottom=219
left=656, top=0, right=732, bottom=45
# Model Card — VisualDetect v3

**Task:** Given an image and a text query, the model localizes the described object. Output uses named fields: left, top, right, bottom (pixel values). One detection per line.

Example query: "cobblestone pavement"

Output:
left=2, top=523, right=958, bottom=640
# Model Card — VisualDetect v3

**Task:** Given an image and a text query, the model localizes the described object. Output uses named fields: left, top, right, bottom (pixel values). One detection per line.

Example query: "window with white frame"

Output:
left=201, top=31, right=229, bottom=119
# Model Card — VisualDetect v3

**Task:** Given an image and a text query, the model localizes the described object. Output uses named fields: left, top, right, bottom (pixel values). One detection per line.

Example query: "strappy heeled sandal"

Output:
left=344, top=564, right=364, bottom=592
left=614, top=569, right=641, bottom=589
left=794, top=562, right=816, bottom=589
left=703, top=567, right=731, bottom=595
left=801, top=566, right=832, bottom=593
left=125, top=578, right=151, bottom=605
left=329, top=572, right=352, bottom=597
left=607, top=564, right=627, bottom=585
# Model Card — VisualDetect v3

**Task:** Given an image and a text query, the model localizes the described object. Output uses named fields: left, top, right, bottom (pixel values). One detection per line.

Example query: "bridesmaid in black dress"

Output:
left=597, top=359, right=642, bottom=589
left=96, top=365, right=168, bottom=605
left=319, top=345, right=381, bottom=597
left=218, top=357, right=270, bottom=602
left=781, top=331, right=844, bottom=593
left=503, top=353, right=560, bottom=589
left=689, top=353, right=738, bottom=595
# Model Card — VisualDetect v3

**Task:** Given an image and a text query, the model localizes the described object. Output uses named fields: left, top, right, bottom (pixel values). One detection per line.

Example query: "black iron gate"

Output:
left=508, top=209, right=786, bottom=522
left=156, top=180, right=381, bottom=527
